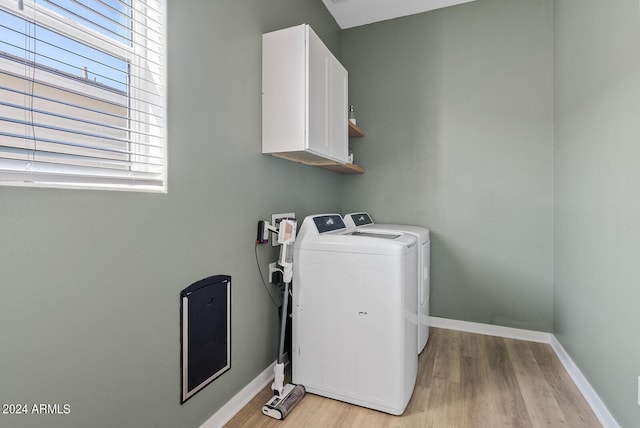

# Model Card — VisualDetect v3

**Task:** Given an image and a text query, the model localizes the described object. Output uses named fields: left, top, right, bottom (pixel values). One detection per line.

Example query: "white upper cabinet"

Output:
left=262, top=24, right=348, bottom=165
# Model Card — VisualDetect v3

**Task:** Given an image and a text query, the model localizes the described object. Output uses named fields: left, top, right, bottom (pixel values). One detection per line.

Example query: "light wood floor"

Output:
left=225, top=328, right=601, bottom=427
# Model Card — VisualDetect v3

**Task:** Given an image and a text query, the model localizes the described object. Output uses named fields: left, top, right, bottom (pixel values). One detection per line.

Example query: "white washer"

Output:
left=344, top=212, right=431, bottom=354
left=292, top=214, right=418, bottom=415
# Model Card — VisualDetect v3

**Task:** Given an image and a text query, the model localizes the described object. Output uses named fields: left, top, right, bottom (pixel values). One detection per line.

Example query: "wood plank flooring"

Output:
left=225, top=328, right=601, bottom=427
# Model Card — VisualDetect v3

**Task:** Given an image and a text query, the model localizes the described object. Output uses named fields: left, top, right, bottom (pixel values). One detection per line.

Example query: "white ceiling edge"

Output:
left=322, top=0, right=477, bottom=29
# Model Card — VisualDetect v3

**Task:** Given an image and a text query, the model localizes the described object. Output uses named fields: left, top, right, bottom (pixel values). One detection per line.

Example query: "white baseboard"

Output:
left=204, top=318, right=619, bottom=428
left=199, top=360, right=275, bottom=428
left=429, top=316, right=552, bottom=343
left=550, top=336, right=620, bottom=428
left=430, top=316, right=619, bottom=428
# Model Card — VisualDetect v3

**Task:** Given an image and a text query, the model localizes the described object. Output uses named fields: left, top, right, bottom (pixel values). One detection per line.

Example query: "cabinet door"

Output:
left=328, top=56, right=348, bottom=163
left=307, top=28, right=330, bottom=159
left=307, top=27, right=348, bottom=163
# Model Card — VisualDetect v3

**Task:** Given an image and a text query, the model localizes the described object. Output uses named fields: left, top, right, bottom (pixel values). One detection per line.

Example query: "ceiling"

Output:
left=322, top=0, right=477, bottom=29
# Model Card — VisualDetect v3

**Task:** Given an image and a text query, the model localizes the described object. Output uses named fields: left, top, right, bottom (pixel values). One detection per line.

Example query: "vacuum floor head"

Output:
left=262, top=383, right=305, bottom=420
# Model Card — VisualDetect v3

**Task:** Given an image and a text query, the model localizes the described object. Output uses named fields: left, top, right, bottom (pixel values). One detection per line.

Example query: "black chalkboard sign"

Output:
left=180, top=275, right=231, bottom=403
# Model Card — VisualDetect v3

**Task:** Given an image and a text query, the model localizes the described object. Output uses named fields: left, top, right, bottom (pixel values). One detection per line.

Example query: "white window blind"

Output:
left=0, top=0, right=166, bottom=191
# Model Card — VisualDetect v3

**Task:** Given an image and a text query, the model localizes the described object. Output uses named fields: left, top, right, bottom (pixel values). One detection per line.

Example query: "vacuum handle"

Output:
left=277, top=281, right=290, bottom=364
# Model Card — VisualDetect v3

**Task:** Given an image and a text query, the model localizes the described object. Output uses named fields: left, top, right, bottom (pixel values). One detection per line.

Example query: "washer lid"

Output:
left=367, top=224, right=429, bottom=242
left=344, top=212, right=429, bottom=242
left=349, top=231, right=401, bottom=239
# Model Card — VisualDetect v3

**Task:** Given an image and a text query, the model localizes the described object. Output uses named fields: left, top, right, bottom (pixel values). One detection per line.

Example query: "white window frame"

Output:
left=0, top=0, right=167, bottom=192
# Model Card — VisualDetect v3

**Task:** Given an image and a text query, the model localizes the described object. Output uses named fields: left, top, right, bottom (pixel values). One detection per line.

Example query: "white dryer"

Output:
left=292, top=214, right=418, bottom=415
left=344, top=212, right=431, bottom=354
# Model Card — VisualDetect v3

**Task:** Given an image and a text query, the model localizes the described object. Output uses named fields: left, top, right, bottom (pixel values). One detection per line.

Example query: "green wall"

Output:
left=2, top=0, right=638, bottom=426
left=554, top=0, right=640, bottom=426
left=0, top=1, right=342, bottom=427
left=341, top=0, right=554, bottom=332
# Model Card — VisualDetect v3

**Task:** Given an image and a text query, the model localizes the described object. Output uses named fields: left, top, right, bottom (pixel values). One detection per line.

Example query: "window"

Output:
left=0, top=0, right=166, bottom=192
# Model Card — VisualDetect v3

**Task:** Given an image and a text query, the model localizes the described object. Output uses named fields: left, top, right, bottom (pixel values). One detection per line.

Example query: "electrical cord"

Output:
left=254, top=242, right=282, bottom=309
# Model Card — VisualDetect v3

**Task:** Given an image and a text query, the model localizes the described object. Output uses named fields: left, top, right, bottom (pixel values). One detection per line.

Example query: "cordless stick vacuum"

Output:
left=261, top=219, right=306, bottom=420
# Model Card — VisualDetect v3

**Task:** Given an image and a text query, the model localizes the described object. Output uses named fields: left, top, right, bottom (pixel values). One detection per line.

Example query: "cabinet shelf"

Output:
left=343, top=121, right=366, bottom=174
left=318, top=162, right=365, bottom=174
left=272, top=152, right=365, bottom=174
left=349, top=121, right=365, bottom=138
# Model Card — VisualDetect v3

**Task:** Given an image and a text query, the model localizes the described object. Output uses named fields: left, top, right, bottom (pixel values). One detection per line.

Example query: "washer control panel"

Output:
left=313, top=215, right=346, bottom=233
left=349, top=213, right=374, bottom=226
